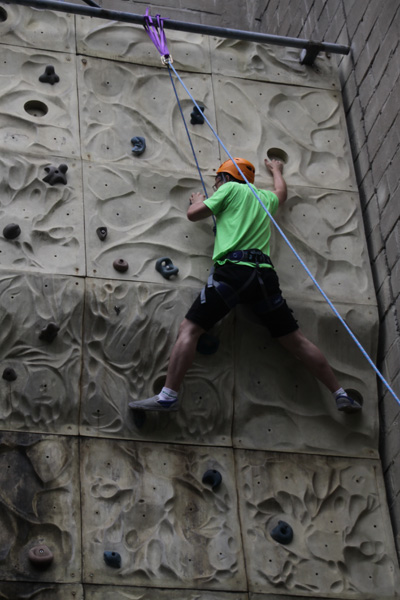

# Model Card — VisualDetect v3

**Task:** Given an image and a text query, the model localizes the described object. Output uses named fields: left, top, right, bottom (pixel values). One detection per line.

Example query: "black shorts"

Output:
left=185, top=263, right=298, bottom=338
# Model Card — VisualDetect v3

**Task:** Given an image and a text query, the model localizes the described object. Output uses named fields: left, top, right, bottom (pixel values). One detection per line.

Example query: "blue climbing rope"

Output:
left=143, top=12, right=400, bottom=407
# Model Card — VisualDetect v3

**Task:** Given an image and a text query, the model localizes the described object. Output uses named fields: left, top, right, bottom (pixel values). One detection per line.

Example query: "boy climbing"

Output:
left=129, top=157, right=362, bottom=414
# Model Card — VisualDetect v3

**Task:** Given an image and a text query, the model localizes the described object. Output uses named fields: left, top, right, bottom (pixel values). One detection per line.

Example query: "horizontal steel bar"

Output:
left=4, top=0, right=350, bottom=55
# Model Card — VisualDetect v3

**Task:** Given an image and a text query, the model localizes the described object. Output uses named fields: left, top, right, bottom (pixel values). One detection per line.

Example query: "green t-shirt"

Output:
left=204, top=181, right=279, bottom=267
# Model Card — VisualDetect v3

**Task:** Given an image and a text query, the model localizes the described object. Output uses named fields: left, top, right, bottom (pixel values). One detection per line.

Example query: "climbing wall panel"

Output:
left=76, top=16, right=212, bottom=73
left=0, top=583, right=83, bottom=599
left=80, top=278, right=233, bottom=446
left=83, top=163, right=214, bottom=284
left=84, top=587, right=248, bottom=600
left=213, top=76, right=356, bottom=192
left=0, top=44, right=80, bottom=159
left=270, top=185, right=375, bottom=303
left=236, top=450, right=399, bottom=597
left=233, top=297, right=379, bottom=457
left=210, top=38, right=340, bottom=89
left=77, top=57, right=219, bottom=169
left=0, top=3, right=75, bottom=52
left=0, top=272, right=83, bottom=435
left=81, top=438, right=246, bottom=590
left=0, top=432, right=81, bottom=583
left=0, top=154, right=85, bottom=276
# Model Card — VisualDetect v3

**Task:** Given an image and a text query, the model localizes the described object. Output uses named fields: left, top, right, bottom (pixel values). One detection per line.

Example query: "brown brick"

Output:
left=377, top=276, right=394, bottom=318
left=363, top=194, right=380, bottom=238
left=358, top=70, right=376, bottom=112
left=354, top=142, right=371, bottom=184
left=376, top=1, right=400, bottom=39
left=367, top=222, right=385, bottom=260
left=344, top=0, right=368, bottom=38
left=386, top=145, right=400, bottom=195
left=383, top=339, right=400, bottom=395
left=371, top=249, right=390, bottom=291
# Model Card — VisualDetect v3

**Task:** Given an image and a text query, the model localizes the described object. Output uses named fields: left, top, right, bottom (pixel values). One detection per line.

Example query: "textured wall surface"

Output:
left=0, top=1, right=399, bottom=598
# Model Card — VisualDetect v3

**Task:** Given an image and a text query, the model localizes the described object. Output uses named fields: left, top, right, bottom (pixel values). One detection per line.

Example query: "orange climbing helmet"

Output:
left=216, top=158, right=255, bottom=184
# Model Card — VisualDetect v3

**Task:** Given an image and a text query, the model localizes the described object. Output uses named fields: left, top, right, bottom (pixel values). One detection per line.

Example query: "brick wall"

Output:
left=98, top=0, right=400, bottom=556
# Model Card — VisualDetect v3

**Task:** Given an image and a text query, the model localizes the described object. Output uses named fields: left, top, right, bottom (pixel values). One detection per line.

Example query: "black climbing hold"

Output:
left=197, top=333, right=220, bottom=355
left=39, top=65, right=60, bottom=85
left=104, top=551, right=121, bottom=569
left=28, top=545, right=54, bottom=569
left=3, top=223, right=21, bottom=240
left=2, top=367, right=17, bottom=381
left=202, top=469, right=222, bottom=490
left=155, top=257, right=179, bottom=279
left=270, top=520, right=293, bottom=545
left=113, top=258, right=129, bottom=273
left=131, top=136, right=146, bottom=156
left=133, top=409, right=146, bottom=429
left=96, top=227, right=107, bottom=241
left=190, top=105, right=205, bottom=125
left=42, top=164, right=68, bottom=186
left=114, top=306, right=120, bottom=315
left=39, top=323, right=60, bottom=343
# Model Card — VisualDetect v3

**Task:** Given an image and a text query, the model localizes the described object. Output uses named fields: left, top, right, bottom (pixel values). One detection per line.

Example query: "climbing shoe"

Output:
left=128, top=395, right=179, bottom=412
left=336, top=394, right=362, bottom=414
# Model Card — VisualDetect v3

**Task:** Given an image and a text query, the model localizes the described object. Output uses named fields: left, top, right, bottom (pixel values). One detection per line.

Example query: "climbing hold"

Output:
left=113, top=259, right=129, bottom=273
left=39, top=65, right=60, bottom=85
left=155, top=257, right=179, bottom=279
left=3, top=223, right=21, bottom=240
left=270, top=520, right=293, bottom=545
left=197, top=333, right=220, bottom=355
left=96, top=227, right=107, bottom=241
left=114, top=306, right=120, bottom=315
left=42, top=164, right=68, bottom=186
left=2, top=367, right=17, bottom=381
left=131, top=136, right=146, bottom=156
left=104, top=551, right=121, bottom=569
left=190, top=105, right=205, bottom=125
left=28, top=545, right=54, bottom=569
left=39, top=323, right=60, bottom=343
left=202, top=469, right=222, bottom=490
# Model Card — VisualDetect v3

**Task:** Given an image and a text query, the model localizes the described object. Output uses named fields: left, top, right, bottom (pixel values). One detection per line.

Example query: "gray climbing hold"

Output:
left=155, top=257, right=179, bottom=279
left=270, top=520, right=293, bottom=545
left=131, top=136, right=146, bottom=156
left=197, top=333, right=220, bottom=355
left=2, top=367, right=17, bottom=381
left=39, top=65, right=60, bottom=85
left=202, top=469, right=222, bottom=490
left=43, top=164, right=68, bottom=186
left=104, top=551, right=121, bottom=568
left=190, top=105, right=205, bottom=125
left=96, top=227, right=107, bottom=241
left=28, top=545, right=54, bottom=569
left=113, top=258, right=129, bottom=273
left=39, top=323, right=60, bottom=343
left=3, top=223, right=21, bottom=240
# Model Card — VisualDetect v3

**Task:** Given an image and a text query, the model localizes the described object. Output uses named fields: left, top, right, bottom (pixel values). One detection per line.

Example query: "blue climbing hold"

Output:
left=155, top=257, right=179, bottom=279
left=104, top=551, right=121, bottom=568
left=131, top=136, right=146, bottom=156
left=39, top=65, right=60, bottom=85
left=43, top=164, right=68, bottom=186
left=270, top=520, right=293, bottom=545
left=202, top=469, right=222, bottom=490
left=190, top=105, right=205, bottom=125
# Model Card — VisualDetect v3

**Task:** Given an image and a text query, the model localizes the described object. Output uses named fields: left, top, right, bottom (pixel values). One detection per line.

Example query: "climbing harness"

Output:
left=143, top=11, right=400, bottom=408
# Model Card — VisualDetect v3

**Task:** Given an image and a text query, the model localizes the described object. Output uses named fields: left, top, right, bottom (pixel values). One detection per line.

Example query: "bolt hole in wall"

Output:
left=24, top=100, right=48, bottom=117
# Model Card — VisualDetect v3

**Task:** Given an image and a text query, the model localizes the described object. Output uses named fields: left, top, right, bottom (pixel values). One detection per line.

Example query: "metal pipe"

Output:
left=4, top=0, right=350, bottom=56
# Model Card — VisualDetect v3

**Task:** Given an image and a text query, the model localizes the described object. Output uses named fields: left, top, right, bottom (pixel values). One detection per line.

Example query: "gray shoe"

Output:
left=336, top=394, right=362, bottom=413
left=128, top=395, right=179, bottom=412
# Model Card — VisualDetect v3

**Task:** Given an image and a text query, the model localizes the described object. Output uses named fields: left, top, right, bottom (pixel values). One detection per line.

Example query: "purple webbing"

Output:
left=143, top=8, right=170, bottom=56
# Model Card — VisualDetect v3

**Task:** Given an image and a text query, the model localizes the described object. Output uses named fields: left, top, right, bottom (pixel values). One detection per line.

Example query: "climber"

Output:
left=129, top=157, right=362, bottom=414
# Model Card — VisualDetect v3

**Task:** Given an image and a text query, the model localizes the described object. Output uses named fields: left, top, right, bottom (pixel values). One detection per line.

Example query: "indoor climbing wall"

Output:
left=0, top=3, right=399, bottom=599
